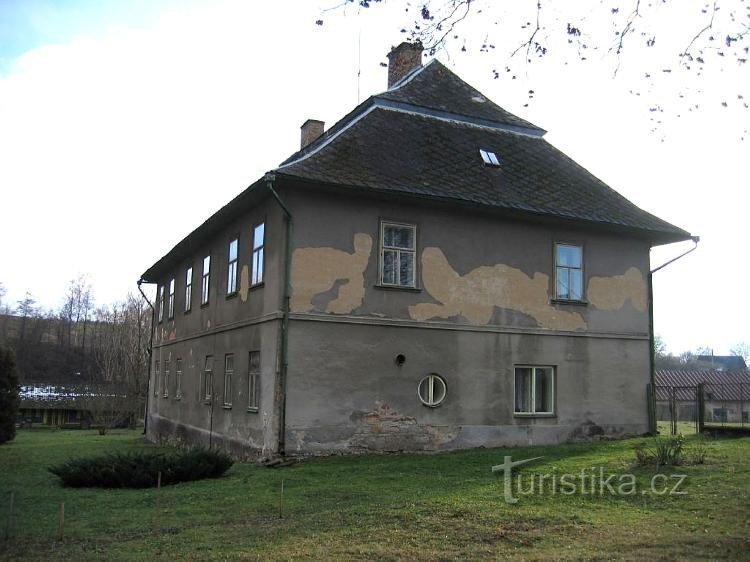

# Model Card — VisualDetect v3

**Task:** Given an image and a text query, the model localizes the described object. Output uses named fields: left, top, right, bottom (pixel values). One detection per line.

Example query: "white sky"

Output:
left=0, top=0, right=747, bottom=354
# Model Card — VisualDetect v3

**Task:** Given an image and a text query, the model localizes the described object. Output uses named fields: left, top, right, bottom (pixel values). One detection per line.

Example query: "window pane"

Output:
left=382, top=250, right=397, bottom=284
left=569, top=269, right=583, bottom=300
left=556, top=267, right=569, bottom=299
left=203, top=255, right=210, bottom=271
left=254, top=223, right=265, bottom=250
left=227, top=262, right=237, bottom=293
left=186, top=267, right=192, bottom=284
left=515, top=368, right=532, bottom=412
left=229, top=239, right=238, bottom=261
left=556, top=244, right=582, bottom=268
left=249, top=351, right=260, bottom=371
left=252, top=248, right=264, bottom=284
left=384, top=225, right=414, bottom=249
left=534, top=368, right=553, bottom=413
left=399, top=251, right=414, bottom=286
left=225, top=354, right=234, bottom=372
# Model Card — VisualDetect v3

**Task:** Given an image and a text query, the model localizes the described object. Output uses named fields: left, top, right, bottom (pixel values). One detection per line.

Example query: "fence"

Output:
left=700, top=382, right=749, bottom=431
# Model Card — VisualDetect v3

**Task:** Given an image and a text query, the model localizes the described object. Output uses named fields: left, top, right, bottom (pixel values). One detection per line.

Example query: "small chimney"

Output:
left=300, top=119, right=324, bottom=149
left=387, top=41, right=423, bottom=89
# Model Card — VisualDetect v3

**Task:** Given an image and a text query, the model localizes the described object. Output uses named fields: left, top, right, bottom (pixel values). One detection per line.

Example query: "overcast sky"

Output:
left=1, top=0, right=747, bottom=354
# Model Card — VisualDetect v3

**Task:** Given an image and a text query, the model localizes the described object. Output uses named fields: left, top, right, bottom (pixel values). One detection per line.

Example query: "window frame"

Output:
left=378, top=220, right=418, bottom=289
left=163, top=357, right=170, bottom=399
left=203, top=355, right=214, bottom=403
left=251, top=221, right=265, bottom=287
left=553, top=242, right=585, bottom=302
left=513, top=365, right=556, bottom=417
left=184, top=265, right=193, bottom=313
left=153, top=360, right=160, bottom=397
left=247, top=350, right=260, bottom=412
left=175, top=357, right=183, bottom=400
left=157, top=286, right=164, bottom=323
left=168, top=278, right=175, bottom=320
left=201, top=255, right=211, bottom=306
left=227, top=236, right=239, bottom=296
left=417, top=373, right=447, bottom=407
left=223, top=353, right=234, bottom=408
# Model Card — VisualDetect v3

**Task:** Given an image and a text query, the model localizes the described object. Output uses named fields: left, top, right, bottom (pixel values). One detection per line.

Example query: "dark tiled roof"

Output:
left=277, top=107, right=689, bottom=241
left=379, top=60, right=545, bottom=133
left=695, top=355, right=748, bottom=370
left=655, top=370, right=750, bottom=401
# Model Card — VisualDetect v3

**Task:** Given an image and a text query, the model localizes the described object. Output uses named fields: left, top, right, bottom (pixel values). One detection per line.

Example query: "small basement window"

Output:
left=479, top=149, right=501, bottom=166
left=418, top=374, right=447, bottom=407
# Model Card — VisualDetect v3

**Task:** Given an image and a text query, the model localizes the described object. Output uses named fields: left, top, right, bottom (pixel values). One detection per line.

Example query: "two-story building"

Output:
left=140, top=42, right=692, bottom=457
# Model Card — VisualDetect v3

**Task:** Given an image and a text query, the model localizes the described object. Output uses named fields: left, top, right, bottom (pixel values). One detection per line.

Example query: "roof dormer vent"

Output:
left=479, top=149, right=501, bottom=167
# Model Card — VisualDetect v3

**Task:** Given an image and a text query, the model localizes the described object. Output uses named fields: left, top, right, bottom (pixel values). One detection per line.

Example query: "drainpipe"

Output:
left=137, top=279, right=155, bottom=436
left=648, top=236, right=700, bottom=433
left=265, top=172, right=292, bottom=456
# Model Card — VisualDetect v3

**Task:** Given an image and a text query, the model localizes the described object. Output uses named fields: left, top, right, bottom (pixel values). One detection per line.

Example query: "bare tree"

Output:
left=729, top=341, right=750, bottom=366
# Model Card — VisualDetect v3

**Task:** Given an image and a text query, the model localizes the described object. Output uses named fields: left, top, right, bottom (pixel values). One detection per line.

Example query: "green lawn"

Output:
left=0, top=429, right=748, bottom=560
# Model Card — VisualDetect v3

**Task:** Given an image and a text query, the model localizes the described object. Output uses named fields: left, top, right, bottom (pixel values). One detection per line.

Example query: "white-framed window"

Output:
left=380, top=221, right=416, bottom=287
left=153, top=360, right=160, bottom=397
left=201, top=255, right=211, bottom=305
left=514, top=366, right=555, bottom=415
left=163, top=357, right=170, bottom=398
left=252, top=223, right=265, bottom=286
left=185, top=266, right=193, bottom=312
left=248, top=350, right=260, bottom=412
left=168, top=278, right=175, bottom=319
left=417, top=374, right=446, bottom=407
left=555, top=244, right=583, bottom=301
left=203, top=355, right=214, bottom=402
left=227, top=238, right=239, bottom=295
left=223, top=354, right=234, bottom=408
left=157, top=286, right=164, bottom=323
left=175, top=358, right=183, bottom=399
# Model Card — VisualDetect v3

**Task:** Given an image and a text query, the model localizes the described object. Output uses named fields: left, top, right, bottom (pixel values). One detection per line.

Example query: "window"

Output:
left=157, top=286, right=164, bottom=323
left=252, top=223, right=265, bottom=285
left=163, top=357, right=170, bottom=398
left=555, top=244, right=583, bottom=301
left=223, top=354, right=234, bottom=408
left=479, top=148, right=501, bottom=166
left=168, top=278, right=175, bottom=319
left=417, top=374, right=446, bottom=407
left=515, top=366, right=554, bottom=415
left=380, top=221, right=416, bottom=287
left=713, top=408, right=728, bottom=423
left=185, top=266, right=193, bottom=312
left=203, top=356, right=214, bottom=402
left=227, top=238, right=239, bottom=295
left=153, top=360, right=160, bottom=397
left=201, top=255, right=211, bottom=305
left=175, top=358, right=183, bottom=399
left=248, top=351, right=260, bottom=412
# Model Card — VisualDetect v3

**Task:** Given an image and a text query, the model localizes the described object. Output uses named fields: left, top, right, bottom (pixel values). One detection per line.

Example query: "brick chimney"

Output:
left=387, top=41, right=423, bottom=88
left=300, top=119, right=324, bottom=149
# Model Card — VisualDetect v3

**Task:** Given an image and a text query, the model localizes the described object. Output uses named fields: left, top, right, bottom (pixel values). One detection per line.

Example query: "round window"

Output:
left=417, top=374, right=447, bottom=407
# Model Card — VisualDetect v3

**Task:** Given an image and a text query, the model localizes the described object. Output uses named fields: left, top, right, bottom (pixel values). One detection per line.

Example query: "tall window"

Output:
left=185, top=266, right=193, bottom=312
left=168, top=278, right=175, bottom=319
left=227, top=238, right=239, bottom=295
left=203, top=355, right=214, bottom=402
left=201, top=255, right=211, bottom=305
left=515, top=366, right=554, bottom=415
left=248, top=351, right=260, bottom=412
left=555, top=244, right=583, bottom=301
left=163, top=357, right=170, bottom=398
left=380, top=221, right=416, bottom=287
left=175, top=358, right=183, bottom=399
left=223, top=354, right=234, bottom=408
left=157, top=286, right=164, bottom=322
left=252, top=223, right=265, bottom=285
left=153, top=360, right=160, bottom=397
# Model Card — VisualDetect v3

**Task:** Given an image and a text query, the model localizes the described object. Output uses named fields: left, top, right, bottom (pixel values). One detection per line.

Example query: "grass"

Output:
left=0, top=429, right=748, bottom=560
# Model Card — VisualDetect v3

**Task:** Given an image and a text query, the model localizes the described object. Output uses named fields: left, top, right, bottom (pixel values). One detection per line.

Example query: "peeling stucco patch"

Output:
left=290, top=233, right=373, bottom=314
left=588, top=267, right=647, bottom=313
left=239, top=265, right=250, bottom=302
left=409, top=247, right=586, bottom=331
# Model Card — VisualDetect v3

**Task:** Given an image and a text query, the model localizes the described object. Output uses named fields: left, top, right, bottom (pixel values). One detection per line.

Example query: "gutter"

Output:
left=265, top=172, right=292, bottom=456
left=647, top=236, right=700, bottom=433
left=137, top=279, right=155, bottom=436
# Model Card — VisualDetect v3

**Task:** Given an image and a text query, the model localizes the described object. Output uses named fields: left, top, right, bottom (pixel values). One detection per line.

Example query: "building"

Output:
left=17, top=386, right=91, bottom=429
left=141, top=42, right=692, bottom=458
left=695, top=355, right=747, bottom=371
left=655, top=370, right=750, bottom=424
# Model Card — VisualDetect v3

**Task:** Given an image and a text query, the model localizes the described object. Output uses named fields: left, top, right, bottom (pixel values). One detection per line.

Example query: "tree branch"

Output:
left=680, top=1, right=718, bottom=64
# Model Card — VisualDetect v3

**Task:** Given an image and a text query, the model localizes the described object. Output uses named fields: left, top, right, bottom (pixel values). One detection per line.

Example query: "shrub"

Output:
left=49, top=448, right=233, bottom=488
left=0, top=346, right=20, bottom=445
left=635, top=435, right=685, bottom=467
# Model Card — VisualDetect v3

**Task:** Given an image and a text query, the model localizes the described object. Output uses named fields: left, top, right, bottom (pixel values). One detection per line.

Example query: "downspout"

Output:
left=137, top=279, right=155, bottom=436
left=265, top=172, right=292, bottom=456
left=647, top=235, right=700, bottom=433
